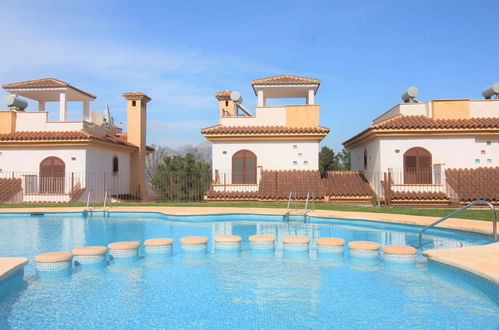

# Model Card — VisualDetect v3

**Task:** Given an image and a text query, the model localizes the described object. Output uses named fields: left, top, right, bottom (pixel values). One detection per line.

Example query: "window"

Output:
left=232, top=150, right=256, bottom=184
left=475, top=159, right=480, bottom=164
left=486, top=140, right=492, bottom=146
left=39, top=156, right=65, bottom=193
left=298, top=153, right=303, bottom=157
left=132, top=100, right=136, bottom=107
left=481, top=150, right=486, bottom=155
left=363, top=149, right=368, bottom=170
left=293, top=145, right=297, bottom=149
left=112, top=156, right=119, bottom=174
left=293, top=161, right=298, bottom=165
left=487, top=159, right=492, bottom=164
left=225, top=101, right=229, bottom=107
left=304, top=161, right=308, bottom=165
left=403, top=147, right=432, bottom=184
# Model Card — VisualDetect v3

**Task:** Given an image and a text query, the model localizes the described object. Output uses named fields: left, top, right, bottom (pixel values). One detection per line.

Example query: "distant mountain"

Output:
left=151, top=142, right=212, bottom=163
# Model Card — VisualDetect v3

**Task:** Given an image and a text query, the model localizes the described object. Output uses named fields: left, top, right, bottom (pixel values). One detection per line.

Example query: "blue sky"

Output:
left=1, top=0, right=498, bottom=152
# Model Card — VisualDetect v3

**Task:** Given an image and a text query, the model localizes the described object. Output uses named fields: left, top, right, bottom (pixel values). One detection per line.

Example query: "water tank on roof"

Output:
left=482, top=83, right=499, bottom=99
left=3, top=94, right=28, bottom=110
left=401, top=87, right=419, bottom=103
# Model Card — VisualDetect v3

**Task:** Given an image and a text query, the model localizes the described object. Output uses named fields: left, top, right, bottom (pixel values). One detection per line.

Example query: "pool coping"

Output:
left=0, top=257, right=28, bottom=286
left=0, top=206, right=497, bottom=285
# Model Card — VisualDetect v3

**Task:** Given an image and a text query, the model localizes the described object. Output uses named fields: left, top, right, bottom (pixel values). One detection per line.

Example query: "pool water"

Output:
left=0, top=213, right=497, bottom=329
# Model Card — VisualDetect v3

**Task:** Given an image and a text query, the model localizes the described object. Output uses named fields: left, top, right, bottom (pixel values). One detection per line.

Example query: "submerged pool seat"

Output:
left=144, top=238, right=173, bottom=255
left=282, top=236, right=311, bottom=252
left=316, top=237, right=345, bottom=254
left=382, top=245, right=417, bottom=263
left=348, top=241, right=380, bottom=257
left=72, top=246, right=107, bottom=265
left=35, top=251, right=73, bottom=272
left=108, top=241, right=140, bottom=259
left=214, top=235, right=242, bottom=253
left=249, top=235, right=276, bottom=253
left=180, top=236, right=209, bottom=252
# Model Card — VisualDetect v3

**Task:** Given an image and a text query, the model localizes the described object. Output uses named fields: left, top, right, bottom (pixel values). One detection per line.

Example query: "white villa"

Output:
left=343, top=94, right=499, bottom=205
left=201, top=75, right=329, bottom=193
left=0, top=78, right=152, bottom=203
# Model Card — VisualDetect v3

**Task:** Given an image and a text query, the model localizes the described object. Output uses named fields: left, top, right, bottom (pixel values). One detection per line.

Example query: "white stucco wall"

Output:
left=15, top=112, right=84, bottom=131
left=85, top=146, right=131, bottom=198
left=379, top=136, right=498, bottom=172
left=212, top=140, right=319, bottom=180
left=0, top=145, right=133, bottom=202
left=350, top=138, right=381, bottom=172
left=470, top=100, right=499, bottom=118
left=0, top=146, right=86, bottom=173
left=220, top=107, right=286, bottom=127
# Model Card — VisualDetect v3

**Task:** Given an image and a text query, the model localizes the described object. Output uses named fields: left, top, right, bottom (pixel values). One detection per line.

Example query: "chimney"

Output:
left=123, top=91, right=151, bottom=201
left=215, top=90, right=236, bottom=117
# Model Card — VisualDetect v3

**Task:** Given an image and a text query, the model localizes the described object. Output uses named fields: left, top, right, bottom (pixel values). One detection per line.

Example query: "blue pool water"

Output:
left=0, top=212, right=498, bottom=329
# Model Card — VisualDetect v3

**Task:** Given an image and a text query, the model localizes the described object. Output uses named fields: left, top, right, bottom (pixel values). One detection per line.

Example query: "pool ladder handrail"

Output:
left=84, top=189, right=94, bottom=215
left=103, top=189, right=111, bottom=217
left=418, top=200, right=497, bottom=249
left=304, top=190, right=315, bottom=215
left=286, top=190, right=297, bottom=214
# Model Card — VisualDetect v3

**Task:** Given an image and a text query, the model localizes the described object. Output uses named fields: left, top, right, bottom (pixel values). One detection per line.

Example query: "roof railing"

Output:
left=418, top=200, right=496, bottom=249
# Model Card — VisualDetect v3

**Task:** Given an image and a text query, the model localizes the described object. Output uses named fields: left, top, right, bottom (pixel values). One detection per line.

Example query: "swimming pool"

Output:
left=0, top=212, right=498, bottom=329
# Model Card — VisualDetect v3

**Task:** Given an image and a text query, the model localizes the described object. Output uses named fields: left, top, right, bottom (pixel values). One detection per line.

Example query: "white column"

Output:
left=257, top=89, right=265, bottom=107
left=59, top=92, right=67, bottom=121
left=83, top=101, right=90, bottom=121
left=308, top=89, right=315, bottom=105
left=38, top=101, right=46, bottom=111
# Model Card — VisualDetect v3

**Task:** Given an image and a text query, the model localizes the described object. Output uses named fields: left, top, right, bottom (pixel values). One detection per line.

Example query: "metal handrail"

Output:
left=286, top=191, right=297, bottom=213
left=418, top=200, right=497, bottom=249
left=304, top=190, right=315, bottom=215
left=103, top=189, right=110, bottom=216
left=286, top=191, right=293, bottom=212
left=85, top=189, right=94, bottom=210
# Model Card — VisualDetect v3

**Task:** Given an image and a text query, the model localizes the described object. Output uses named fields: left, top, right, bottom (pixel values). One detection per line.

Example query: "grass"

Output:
left=0, top=201, right=495, bottom=221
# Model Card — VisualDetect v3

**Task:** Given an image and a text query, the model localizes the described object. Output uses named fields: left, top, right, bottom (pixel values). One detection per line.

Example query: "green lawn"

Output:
left=0, top=201, right=495, bottom=221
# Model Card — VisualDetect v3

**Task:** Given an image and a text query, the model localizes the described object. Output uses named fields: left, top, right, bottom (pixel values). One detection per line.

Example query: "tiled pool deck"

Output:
left=0, top=206, right=497, bottom=285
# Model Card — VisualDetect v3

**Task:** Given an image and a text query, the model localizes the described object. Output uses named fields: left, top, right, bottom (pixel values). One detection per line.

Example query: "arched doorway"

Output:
left=40, top=157, right=65, bottom=193
left=404, top=147, right=432, bottom=184
left=232, top=150, right=257, bottom=184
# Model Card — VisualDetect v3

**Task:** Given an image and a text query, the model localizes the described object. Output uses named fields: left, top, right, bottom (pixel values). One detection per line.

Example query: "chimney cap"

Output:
left=215, top=90, right=232, bottom=101
left=122, top=91, right=151, bottom=103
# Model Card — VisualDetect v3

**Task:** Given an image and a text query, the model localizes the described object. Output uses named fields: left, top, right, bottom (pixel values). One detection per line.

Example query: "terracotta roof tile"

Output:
left=320, top=171, right=373, bottom=197
left=0, top=178, right=22, bottom=202
left=122, top=91, right=151, bottom=102
left=446, top=167, right=499, bottom=202
left=201, top=125, right=330, bottom=135
left=206, top=170, right=373, bottom=201
left=0, top=131, right=138, bottom=148
left=215, top=90, right=232, bottom=101
left=251, top=75, right=320, bottom=86
left=390, top=191, right=449, bottom=200
left=373, top=115, right=499, bottom=130
left=3, top=78, right=96, bottom=99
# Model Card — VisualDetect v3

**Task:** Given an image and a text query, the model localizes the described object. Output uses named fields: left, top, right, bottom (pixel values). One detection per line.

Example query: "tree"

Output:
left=151, top=153, right=212, bottom=201
left=319, top=146, right=351, bottom=175
left=337, top=148, right=351, bottom=170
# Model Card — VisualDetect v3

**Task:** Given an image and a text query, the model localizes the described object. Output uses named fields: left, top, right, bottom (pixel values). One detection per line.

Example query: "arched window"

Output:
left=404, top=147, right=432, bottom=184
left=112, top=156, right=119, bottom=174
left=39, top=157, right=65, bottom=193
left=232, top=149, right=257, bottom=184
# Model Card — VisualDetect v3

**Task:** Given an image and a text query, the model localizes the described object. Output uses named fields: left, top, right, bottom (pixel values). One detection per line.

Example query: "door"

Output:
left=403, top=147, right=432, bottom=184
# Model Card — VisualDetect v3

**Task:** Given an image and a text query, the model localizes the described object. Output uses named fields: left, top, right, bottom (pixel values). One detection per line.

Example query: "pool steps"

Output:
left=29, top=237, right=417, bottom=273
